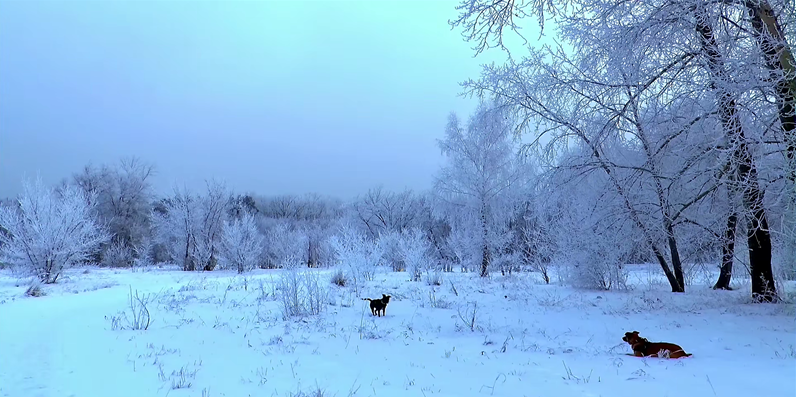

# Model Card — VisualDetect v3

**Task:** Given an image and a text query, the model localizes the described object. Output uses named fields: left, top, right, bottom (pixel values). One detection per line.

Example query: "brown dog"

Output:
left=622, top=331, right=692, bottom=358
left=362, top=294, right=391, bottom=317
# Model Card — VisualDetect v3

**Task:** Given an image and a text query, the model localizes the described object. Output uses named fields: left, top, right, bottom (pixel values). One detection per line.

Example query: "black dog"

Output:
left=362, top=294, right=391, bottom=317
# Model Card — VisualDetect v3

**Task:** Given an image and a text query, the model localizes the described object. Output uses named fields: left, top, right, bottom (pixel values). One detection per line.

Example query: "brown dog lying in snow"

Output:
left=622, top=331, right=692, bottom=358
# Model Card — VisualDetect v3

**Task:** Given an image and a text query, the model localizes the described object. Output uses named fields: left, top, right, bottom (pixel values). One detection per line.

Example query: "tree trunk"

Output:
left=480, top=242, right=490, bottom=277
left=746, top=0, right=796, bottom=284
left=653, top=246, right=684, bottom=292
left=573, top=121, right=683, bottom=292
left=666, top=224, right=685, bottom=289
left=696, top=10, right=778, bottom=302
left=747, top=186, right=777, bottom=302
left=203, top=252, right=217, bottom=271
left=480, top=203, right=490, bottom=277
left=43, top=259, right=57, bottom=284
left=714, top=212, right=737, bottom=290
left=745, top=0, right=796, bottom=183
left=183, top=237, right=194, bottom=271
left=624, top=79, right=687, bottom=293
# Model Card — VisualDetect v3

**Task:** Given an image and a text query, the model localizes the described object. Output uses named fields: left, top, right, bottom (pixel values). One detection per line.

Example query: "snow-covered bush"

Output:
left=329, top=224, right=382, bottom=294
left=540, top=193, right=626, bottom=290
left=330, top=269, right=348, bottom=286
left=0, top=178, right=110, bottom=283
left=131, top=239, right=155, bottom=269
left=219, top=213, right=264, bottom=273
left=398, top=228, right=431, bottom=282
left=562, top=258, right=629, bottom=291
left=517, top=207, right=555, bottom=283
left=276, top=256, right=329, bottom=319
left=555, top=222, right=631, bottom=291
left=426, top=270, right=443, bottom=286
left=446, top=227, right=474, bottom=272
left=102, top=241, right=135, bottom=268
left=25, top=281, right=45, bottom=297
left=490, top=225, right=518, bottom=276
left=378, top=231, right=406, bottom=272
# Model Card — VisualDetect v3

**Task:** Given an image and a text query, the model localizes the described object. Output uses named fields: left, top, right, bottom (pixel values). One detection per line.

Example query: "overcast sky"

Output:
left=0, top=0, right=523, bottom=200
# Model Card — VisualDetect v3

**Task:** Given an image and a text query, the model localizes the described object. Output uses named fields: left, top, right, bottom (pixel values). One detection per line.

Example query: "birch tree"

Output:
left=434, top=101, right=526, bottom=277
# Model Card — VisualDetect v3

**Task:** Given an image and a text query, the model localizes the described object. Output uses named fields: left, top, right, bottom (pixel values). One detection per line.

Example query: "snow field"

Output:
left=0, top=265, right=793, bottom=397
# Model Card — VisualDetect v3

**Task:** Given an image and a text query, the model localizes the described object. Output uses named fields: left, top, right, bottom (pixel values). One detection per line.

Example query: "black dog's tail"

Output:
left=362, top=298, right=372, bottom=301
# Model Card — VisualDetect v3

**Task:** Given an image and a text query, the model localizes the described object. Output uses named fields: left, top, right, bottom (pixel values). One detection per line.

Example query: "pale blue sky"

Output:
left=0, top=0, right=523, bottom=199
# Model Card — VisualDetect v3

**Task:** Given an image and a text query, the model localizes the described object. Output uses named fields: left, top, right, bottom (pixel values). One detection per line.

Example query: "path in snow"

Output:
left=0, top=285, right=156, bottom=397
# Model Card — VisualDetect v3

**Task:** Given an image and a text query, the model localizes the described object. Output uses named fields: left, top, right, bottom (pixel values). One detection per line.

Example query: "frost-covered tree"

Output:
left=228, top=194, right=259, bottom=220
left=352, top=187, right=426, bottom=239
left=449, top=0, right=790, bottom=300
left=0, top=178, right=110, bottom=283
left=71, top=157, right=155, bottom=267
left=194, top=180, right=231, bottom=271
left=153, top=187, right=199, bottom=271
left=153, top=181, right=230, bottom=271
left=263, top=221, right=309, bottom=268
left=219, top=213, right=264, bottom=273
left=434, top=101, right=527, bottom=277
left=254, top=193, right=343, bottom=268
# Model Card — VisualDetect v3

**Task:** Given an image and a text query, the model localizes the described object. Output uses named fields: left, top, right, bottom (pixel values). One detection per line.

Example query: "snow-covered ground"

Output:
left=1, top=265, right=794, bottom=397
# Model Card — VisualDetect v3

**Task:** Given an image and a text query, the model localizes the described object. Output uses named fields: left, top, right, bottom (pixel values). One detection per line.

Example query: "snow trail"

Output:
left=0, top=286, right=155, bottom=397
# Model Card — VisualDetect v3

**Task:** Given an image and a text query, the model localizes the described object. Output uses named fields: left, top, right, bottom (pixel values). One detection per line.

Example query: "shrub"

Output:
left=378, top=231, right=406, bottom=272
left=25, top=281, right=45, bottom=297
left=398, top=228, right=430, bottom=282
left=330, top=269, right=347, bottom=287
left=102, top=241, right=135, bottom=268
left=277, top=259, right=329, bottom=319
left=426, top=270, right=443, bottom=286
left=562, top=259, right=628, bottom=291
left=219, top=213, right=264, bottom=273
left=329, top=225, right=382, bottom=294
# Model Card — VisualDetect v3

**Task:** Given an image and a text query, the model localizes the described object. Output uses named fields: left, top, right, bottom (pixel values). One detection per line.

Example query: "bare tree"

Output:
left=352, top=187, right=426, bottom=239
